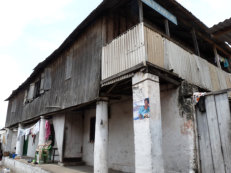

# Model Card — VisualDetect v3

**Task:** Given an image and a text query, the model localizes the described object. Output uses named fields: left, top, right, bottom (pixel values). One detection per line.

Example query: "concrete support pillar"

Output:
left=38, top=116, right=46, bottom=145
left=94, top=99, right=109, bottom=173
left=16, top=123, right=24, bottom=156
left=132, top=72, right=164, bottom=173
left=5, top=128, right=13, bottom=152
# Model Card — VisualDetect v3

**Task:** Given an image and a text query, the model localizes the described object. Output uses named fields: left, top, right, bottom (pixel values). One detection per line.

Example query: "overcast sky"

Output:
left=0, top=0, right=230, bottom=129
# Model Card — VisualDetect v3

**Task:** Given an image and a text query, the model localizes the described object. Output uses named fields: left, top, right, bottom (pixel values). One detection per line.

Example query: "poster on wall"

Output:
left=133, top=98, right=150, bottom=120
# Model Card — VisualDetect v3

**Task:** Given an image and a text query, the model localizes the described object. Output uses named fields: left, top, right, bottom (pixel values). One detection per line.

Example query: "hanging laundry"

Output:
left=224, top=58, right=229, bottom=68
left=32, top=134, right=36, bottom=145
left=24, top=128, right=30, bottom=140
left=193, top=92, right=206, bottom=105
left=2, top=135, right=5, bottom=144
left=45, top=120, right=51, bottom=141
left=219, top=56, right=225, bottom=63
left=17, top=129, right=25, bottom=141
left=31, top=121, right=40, bottom=135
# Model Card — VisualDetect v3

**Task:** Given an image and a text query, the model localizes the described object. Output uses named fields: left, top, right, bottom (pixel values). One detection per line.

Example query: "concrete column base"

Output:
left=132, top=72, right=164, bottom=173
left=15, top=124, right=24, bottom=156
left=94, top=100, right=109, bottom=173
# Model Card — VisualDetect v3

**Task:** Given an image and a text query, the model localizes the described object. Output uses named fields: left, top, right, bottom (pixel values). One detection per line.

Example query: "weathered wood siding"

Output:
left=6, top=19, right=103, bottom=127
left=102, top=23, right=146, bottom=80
left=196, top=93, right=231, bottom=173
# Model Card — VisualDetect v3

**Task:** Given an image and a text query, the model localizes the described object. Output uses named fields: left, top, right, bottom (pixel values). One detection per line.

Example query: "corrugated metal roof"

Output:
left=210, top=18, right=231, bottom=49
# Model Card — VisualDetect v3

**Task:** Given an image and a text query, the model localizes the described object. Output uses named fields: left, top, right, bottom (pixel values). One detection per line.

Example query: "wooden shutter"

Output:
left=65, top=54, right=73, bottom=80
left=44, top=68, right=51, bottom=90
left=27, top=83, right=35, bottom=101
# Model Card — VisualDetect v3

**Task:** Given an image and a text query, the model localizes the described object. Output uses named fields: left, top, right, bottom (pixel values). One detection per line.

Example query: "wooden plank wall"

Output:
left=196, top=93, right=231, bottom=173
left=5, top=19, right=103, bottom=127
left=6, top=0, right=140, bottom=127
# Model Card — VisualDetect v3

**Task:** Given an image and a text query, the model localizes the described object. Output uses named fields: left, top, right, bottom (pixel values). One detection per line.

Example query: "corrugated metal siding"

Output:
left=164, top=37, right=231, bottom=91
left=225, top=73, right=231, bottom=88
left=208, top=63, right=221, bottom=91
left=217, top=69, right=227, bottom=90
left=144, top=27, right=164, bottom=68
left=164, top=39, right=193, bottom=84
left=102, top=23, right=146, bottom=80
left=164, top=38, right=215, bottom=90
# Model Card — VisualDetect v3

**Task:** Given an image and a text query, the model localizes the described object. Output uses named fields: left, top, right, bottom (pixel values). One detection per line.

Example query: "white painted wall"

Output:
left=82, top=98, right=135, bottom=173
left=161, top=87, right=195, bottom=172
left=82, top=108, right=95, bottom=165
left=64, top=112, right=83, bottom=158
left=27, top=133, right=39, bottom=158
left=108, top=98, right=135, bottom=173
left=10, top=131, right=17, bottom=152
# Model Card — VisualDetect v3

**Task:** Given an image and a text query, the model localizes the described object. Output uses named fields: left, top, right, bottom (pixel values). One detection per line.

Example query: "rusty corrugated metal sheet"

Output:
left=144, top=27, right=164, bottom=68
left=102, top=23, right=146, bottom=80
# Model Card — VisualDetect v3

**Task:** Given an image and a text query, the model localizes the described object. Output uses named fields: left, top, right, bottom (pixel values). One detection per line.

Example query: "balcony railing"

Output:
left=102, top=22, right=231, bottom=91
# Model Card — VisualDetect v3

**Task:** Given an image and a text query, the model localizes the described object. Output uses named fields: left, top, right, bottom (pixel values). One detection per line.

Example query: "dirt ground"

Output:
left=0, top=166, right=13, bottom=173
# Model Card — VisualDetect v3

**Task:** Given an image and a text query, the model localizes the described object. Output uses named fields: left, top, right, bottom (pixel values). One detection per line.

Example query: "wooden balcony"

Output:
left=102, top=22, right=231, bottom=91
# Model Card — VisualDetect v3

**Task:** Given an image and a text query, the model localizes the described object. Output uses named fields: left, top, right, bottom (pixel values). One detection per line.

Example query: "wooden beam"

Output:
left=213, top=46, right=221, bottom=69
left=164, top=19, right=170, bottom=37
left=173, top=16, right=231, bottom=57
left=191, top=27, right=200, bottom=56
left=106, top=83, right=118, bottom=94
left=138, top=0, right=143, bottom=22
left=212, top=25, right=231, bottom=37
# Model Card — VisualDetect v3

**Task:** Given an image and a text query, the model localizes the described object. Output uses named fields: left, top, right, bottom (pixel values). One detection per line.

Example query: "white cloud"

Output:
left=0, top=0, right=72, bottom=47
left=176, top=0, right=231, bottom=27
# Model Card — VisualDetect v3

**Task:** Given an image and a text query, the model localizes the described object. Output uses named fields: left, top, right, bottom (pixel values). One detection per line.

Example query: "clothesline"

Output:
left=17, top=121, right=40, bottom=141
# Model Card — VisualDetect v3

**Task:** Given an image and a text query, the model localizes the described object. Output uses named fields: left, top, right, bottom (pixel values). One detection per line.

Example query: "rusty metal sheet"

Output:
left=145, top=27, right=164, bottom=68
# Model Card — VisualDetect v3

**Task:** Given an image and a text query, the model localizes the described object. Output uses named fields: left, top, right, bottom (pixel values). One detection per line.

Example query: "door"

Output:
left=196, top=92, right=231, bottom=173
left=23, top=136, right=28, bottom=156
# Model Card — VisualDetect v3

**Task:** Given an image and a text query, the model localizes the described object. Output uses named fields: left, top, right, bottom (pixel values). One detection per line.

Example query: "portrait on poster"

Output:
left=133, top=98, right=150, bottom=120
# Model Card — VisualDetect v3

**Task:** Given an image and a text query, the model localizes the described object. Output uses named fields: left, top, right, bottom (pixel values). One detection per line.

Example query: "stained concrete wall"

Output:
left=160, top=87, right=196, bottom=172
left=82, top=97, right=135, bottom=173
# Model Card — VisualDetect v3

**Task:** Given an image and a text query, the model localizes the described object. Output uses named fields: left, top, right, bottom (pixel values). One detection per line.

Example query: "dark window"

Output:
left=89, top=117, right=96, bottom=143
left=34, top=79, right=41, bottom=98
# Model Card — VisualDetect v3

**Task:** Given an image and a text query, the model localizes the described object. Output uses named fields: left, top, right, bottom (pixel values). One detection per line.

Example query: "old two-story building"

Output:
left=3, top=0, right=231, bottom=172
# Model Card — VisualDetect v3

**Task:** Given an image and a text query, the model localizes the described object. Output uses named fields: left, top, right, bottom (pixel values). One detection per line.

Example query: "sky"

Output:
left=0, top=0, right=230, bottom=129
